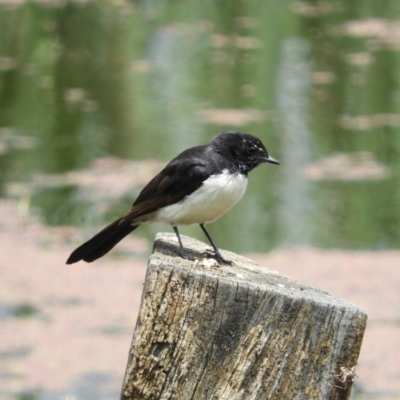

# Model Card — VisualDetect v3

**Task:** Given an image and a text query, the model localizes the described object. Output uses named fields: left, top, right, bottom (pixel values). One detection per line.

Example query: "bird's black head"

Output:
left=210, top=131, right=279, bottom=175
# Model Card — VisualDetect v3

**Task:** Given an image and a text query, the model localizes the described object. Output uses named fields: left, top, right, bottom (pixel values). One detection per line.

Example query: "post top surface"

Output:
left=151, top=233, right=367, bottom=316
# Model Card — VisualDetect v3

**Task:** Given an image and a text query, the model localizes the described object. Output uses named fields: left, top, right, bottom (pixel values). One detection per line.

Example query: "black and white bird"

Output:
left=66, top=131, right=279, bottom=265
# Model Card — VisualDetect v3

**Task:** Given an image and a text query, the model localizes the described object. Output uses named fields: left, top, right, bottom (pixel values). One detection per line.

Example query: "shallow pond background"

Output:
left=1, top=0, right=400, bottom=252
left=1, top=1, right=400, bottom=399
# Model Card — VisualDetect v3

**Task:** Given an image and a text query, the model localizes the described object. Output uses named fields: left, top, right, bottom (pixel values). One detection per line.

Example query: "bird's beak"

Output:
left=266, top=155, right=280, bottom=165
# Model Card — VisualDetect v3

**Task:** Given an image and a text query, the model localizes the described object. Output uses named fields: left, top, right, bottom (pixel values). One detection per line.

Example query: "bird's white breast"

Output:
left=154, top=169, right=248, bottom=225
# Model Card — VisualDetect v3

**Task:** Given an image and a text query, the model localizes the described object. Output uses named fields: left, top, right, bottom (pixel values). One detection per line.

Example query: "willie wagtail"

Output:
left=66, top=131, right=279, bottom=265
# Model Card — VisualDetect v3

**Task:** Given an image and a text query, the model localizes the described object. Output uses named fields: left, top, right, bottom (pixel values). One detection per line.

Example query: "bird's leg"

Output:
left=199, top=224, right=232, bottom=265
left=173, top=226, right=197, bottom=261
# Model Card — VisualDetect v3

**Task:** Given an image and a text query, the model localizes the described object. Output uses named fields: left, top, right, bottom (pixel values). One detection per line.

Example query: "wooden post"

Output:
left=120, top=233, right=367, bottom=400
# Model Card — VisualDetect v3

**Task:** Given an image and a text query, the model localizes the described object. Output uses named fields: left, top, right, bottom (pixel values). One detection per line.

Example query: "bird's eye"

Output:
left=247, top=147, right=256, bottom=155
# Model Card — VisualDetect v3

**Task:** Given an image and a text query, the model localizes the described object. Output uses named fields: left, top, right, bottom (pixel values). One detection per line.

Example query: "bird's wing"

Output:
left=120, top=156, right=210, bottom=222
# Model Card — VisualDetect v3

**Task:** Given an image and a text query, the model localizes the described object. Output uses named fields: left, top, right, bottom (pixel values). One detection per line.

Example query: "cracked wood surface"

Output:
left=120, top=233, right=367, bottom=400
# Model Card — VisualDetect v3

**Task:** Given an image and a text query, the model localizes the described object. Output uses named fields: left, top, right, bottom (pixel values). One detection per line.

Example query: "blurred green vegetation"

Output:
left=1, top=0, right=400, bottom=252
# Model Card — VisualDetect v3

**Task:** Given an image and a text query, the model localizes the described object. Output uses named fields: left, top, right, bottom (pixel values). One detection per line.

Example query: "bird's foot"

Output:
left=202, top=250, right=233, bottom=265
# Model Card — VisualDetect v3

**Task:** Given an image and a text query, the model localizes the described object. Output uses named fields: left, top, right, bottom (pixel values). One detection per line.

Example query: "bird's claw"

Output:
left=202, top=251, right=233, bottom=265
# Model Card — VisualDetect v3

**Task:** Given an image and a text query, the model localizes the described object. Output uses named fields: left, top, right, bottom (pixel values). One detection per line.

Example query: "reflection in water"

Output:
left=305, top=151, right=389, bottom=181
left=0, top=1, right=399, bottom=251
left=148, top=26, right=204, bottom=153
left=276, top=37, right=312, bottom=246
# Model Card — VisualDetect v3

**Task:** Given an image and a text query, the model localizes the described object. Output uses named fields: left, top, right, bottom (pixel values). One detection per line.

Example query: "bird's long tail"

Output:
left=66, top=218, right=139, bottom=264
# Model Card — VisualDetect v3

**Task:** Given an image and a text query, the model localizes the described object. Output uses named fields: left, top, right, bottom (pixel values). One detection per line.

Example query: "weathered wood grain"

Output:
left=121, top=233, right=367, bottom=400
